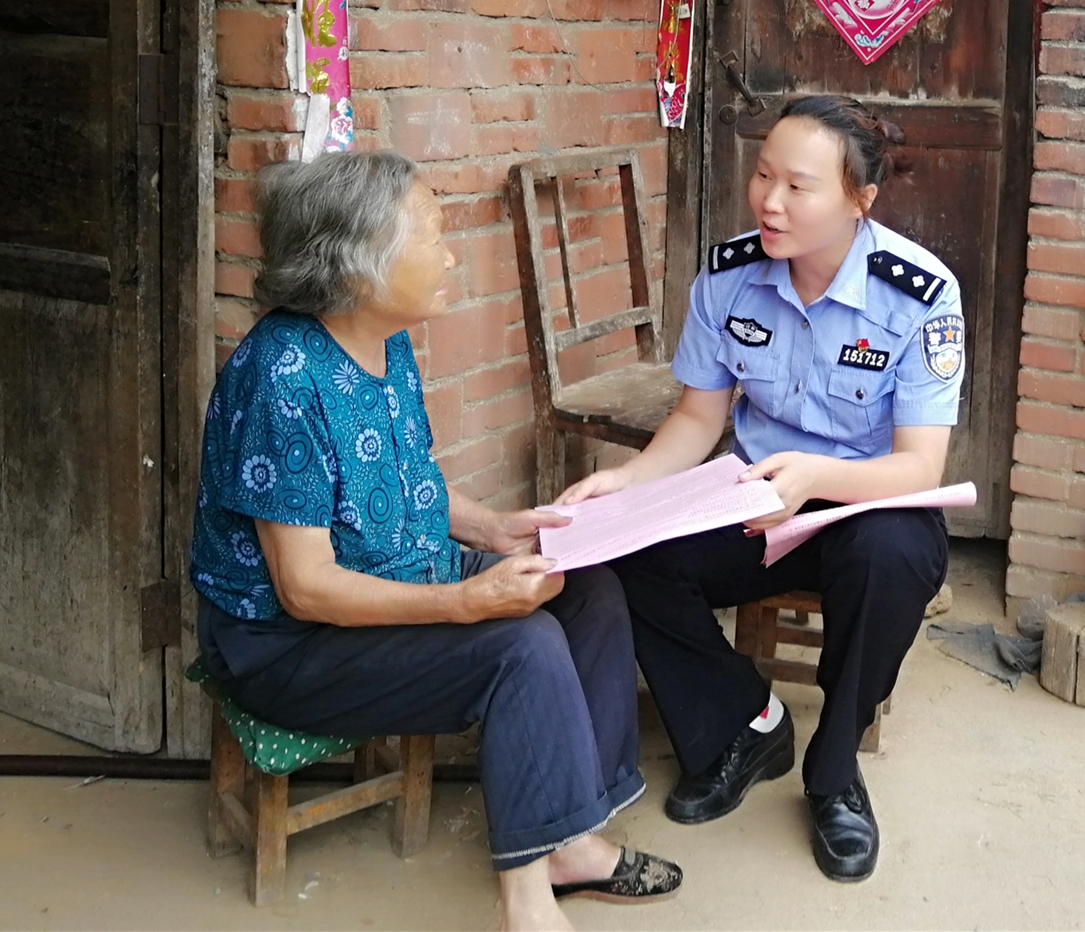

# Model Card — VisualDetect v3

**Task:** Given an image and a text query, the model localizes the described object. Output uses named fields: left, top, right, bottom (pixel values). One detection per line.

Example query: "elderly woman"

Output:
left=188, top=151, right=680, bottom=931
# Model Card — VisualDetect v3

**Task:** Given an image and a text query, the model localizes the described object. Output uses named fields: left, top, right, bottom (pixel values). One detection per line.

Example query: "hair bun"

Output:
left=875, top=116, right=906, bottom=146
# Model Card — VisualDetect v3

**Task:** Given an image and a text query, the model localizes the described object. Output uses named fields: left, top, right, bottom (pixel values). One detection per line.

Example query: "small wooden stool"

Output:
left=734, top=590, right=890, bottom=753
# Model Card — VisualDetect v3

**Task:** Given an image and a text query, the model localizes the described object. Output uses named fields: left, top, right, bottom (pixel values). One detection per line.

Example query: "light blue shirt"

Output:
left=672, top=219, right=964, bottom=464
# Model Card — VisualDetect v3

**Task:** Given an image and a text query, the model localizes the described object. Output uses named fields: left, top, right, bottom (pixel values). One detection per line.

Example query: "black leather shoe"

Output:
left=807, top=770, right=879, bottom=882
left=665, top=704, right=795, bottom=824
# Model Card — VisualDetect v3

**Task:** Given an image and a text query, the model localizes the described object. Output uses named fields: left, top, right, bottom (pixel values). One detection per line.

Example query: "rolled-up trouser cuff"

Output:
left=489, top=770, right=646, bottom=871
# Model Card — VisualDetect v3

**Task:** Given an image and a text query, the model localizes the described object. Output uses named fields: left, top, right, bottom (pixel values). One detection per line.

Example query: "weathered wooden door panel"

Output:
left=0, top=0, right=164, bottom=751
left=693, top=0, right=1031, bottom=538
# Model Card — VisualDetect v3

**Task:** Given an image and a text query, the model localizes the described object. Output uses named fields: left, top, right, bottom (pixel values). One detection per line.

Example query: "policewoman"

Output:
left=557, top=96, right=964, bottom=882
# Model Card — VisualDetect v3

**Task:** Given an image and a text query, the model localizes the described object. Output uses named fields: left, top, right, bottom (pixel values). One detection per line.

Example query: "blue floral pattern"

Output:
left=190, top=311, right=457, bottom=622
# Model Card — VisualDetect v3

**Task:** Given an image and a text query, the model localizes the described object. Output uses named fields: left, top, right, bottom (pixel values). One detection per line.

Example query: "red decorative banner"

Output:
left=811, top=0, right=942, bottom=66
left=656, top=0, right=695, bottom=129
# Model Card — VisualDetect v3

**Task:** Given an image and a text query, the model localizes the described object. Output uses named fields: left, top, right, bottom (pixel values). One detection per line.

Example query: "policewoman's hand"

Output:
left=459, top=554, right=565, bottom=621
left=739, top=451, right=828, bottom=530
left=553, top=466, right=634, bottom=505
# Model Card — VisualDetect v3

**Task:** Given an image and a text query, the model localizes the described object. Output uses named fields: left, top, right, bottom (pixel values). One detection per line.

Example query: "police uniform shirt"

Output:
left=671, top=219, right=965, bottom=465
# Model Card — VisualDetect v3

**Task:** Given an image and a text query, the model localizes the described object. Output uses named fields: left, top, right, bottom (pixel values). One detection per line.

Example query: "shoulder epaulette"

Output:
left=708, top=234, right=768, bottom=273
left=867, top=251, right=946, bottom=305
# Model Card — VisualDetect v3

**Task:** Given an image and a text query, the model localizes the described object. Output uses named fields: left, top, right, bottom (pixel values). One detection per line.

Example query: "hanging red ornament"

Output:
left=811, top=0, right=942, bottom=66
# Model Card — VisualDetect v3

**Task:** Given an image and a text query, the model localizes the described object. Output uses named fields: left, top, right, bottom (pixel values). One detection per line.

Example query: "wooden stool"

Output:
left=734, top=590, right=890, bottom=753
left=206, top=700, right=434, bottom=906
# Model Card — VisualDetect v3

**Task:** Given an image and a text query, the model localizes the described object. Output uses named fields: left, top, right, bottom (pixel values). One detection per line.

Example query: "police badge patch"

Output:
left=922, top=314, right=965, bottom=381
left=725, top=315, right=772, bottom=347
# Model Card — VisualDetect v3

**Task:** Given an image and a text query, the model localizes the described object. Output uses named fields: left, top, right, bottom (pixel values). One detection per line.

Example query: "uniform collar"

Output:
left=756, top=222, right=872, bottom=312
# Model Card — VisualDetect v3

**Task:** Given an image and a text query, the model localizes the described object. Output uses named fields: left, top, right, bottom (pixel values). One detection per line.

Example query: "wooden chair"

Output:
left=508, top=148, right=685, bottom=505
left=205, top=698, right=434, bottom=906
left=734, top=590, right=890, bottom=753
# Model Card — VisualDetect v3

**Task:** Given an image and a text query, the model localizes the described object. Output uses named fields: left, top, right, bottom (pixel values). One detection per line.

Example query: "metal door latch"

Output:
left=718, top=50, right=765, bottom=124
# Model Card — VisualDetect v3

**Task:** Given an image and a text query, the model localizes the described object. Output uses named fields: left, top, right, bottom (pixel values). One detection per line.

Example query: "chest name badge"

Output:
left=838, top=340, right=889, bottom=371
left=922, top=314, right=965, bottom=381
left=725, top=315, right=772, bottom=347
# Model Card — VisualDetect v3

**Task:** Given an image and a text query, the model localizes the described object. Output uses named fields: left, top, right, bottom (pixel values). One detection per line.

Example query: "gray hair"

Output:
left=253, top=151, right=418, bottom=317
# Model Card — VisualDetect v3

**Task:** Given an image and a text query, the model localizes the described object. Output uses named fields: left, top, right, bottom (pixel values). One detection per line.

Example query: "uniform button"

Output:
left=737, top=362, right=745, bottom=373
left=855, top=389, right=865, bottom=400
left=801, top=320, right=810, bottom=329
left=795, top=382, right=802, bottom=392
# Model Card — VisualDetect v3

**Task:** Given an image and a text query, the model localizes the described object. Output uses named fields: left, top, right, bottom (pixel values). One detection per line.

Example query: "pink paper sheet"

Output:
left=762, top=482, right=977, bottom=566
left=538, top=454, right=784, bottom=572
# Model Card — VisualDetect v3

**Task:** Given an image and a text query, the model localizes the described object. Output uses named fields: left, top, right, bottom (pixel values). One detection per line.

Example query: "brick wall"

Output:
left=213, top=0, right=668, bottom=509
left=1007, top=0, right=1085, bottom=612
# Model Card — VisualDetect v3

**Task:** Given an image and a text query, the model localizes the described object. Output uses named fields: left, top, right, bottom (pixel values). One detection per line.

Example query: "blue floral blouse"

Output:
left=190, top=310, right=460, bottom=622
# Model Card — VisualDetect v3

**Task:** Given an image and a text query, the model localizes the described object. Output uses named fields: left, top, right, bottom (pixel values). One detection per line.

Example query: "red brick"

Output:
left=215, top=261, right=256, bottom=299
left=1011, top=431, right=1071, bottom=470
left=549, top=0, right=605, bottom=19
left=1029, top=241, right=1085, bottom=276
left=510, top=56, right=572, bottom=86
left=451, top=463, right=506, bottom=502
left=461, top=390, right=534, bottom=436
left=437, top=435, right=504, bottom=482
left=1024, top=274, right=1085, bottom=310
left=349, top=13, right=428, bottom=51
left=426, top=299, right=511, bottom=378
left=389, top=93, right=473, bottom=161
left=392, top=0, right=472, bottom=10
left=351, top=132, right=384, bottom=153
left=575, top=28, right=636, bottom=83
left=575, top=175, right=621, bottom=210
left=1011, top=498, right=1085, bottom=538
left=638, top=142, right=668, bottom=197
left=1035, top=107, right=1085, bottom=142
left=603, top=86, right=658, bottom=113
left=216, top=8, right=288, bottom=89
left=510, top=23, right=563, bottom=53
left=574, top=267, right=633, bottom=321
left=470, top=0, right=547, bottom=15
left=541, top=90, right=608, bottom=147
left=215, top=338, right=238, bottom=372
left=632, top=54, right=657, bottom=82
left=1024, top=301, right=1082, bottom=343
left=215, top=217, right=263, bottom=259
left=463, top=358, right=532, bottom=402
left=505, top=321, right=529, bottom=356
left=1028, top=207, right=1085, bottom=241
left=215, top=176, right=256, bottom=214
left=1070, top=477, right=1085, bottom=510
left=468, top=230, right=520, bottom=297
left=605, top=113, right=665, bottom=145
left=1040, top=46, right=1085, bottom=78
left=1031, top=172, right=1085, bottom=209
left=470, top=90, right=535, bottom=124
left=430, top=21, right=511, bottom=88
left=569, top=239, right=606, bottom=274
left=1017, top=401, right=1085, bottom=441
left=422, top=381, right=463, bottom=450
left=350, top=94, right=383, bottom=131
left=476, top=123, right=541, bottom=156
left=1019, top=370, right=1085, bottom=407
left=1042, top=9, right=1085, bottom=40
left=1034, top=140, right=1085, bottom=174
left=225, top=134, right=301, bottom=172
left=215, top=297, right=258, bottom=341
left=1008, top=534, right=1085, bottom=576
left=1020, top=337, right=1078, bottom=372
left=1074, top=445, right=1085, bottom=473
left=441, top=195, right=505, bottom=233
left=225, top=92, right=306, bottom=132
left=604, top=0, right=657, bottom=20
left=350, top=53, right=428, bottom=90
left=1010, top=463, right=1070, bottom=501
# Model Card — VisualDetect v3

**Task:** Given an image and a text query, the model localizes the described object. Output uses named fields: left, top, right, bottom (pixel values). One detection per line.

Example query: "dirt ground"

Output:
left=2, top=539, right=1084, bottom=931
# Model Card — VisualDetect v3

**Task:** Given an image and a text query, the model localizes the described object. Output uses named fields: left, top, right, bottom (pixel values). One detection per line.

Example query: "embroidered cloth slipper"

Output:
left=552, top=846, right=683, bottom=903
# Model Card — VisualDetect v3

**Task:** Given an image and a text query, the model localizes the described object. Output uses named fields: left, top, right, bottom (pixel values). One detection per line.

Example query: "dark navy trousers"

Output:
left=197, top=552, right=644, bottom=870
left=610, top=507, right=948, bottom=797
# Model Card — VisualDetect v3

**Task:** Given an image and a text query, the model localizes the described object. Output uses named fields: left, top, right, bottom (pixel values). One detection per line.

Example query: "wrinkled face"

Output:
left=747, top=116, right=869, bottom=264
left=379, top=182, right=455, bottom=323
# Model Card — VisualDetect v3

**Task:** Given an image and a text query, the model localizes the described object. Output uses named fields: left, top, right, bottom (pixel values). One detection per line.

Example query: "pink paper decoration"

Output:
left=811, top=0, right=942, bottom=66
left=300, top=0, right=353, bottom=151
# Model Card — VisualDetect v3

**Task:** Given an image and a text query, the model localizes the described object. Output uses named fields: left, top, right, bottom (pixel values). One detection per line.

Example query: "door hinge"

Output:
left=140, top=579, right=182, bottom=651
left=138, top=53, right=179, bottom=126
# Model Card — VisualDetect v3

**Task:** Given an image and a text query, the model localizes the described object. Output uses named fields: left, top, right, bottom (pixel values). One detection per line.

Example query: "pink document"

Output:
left=538, top=455, right=784, bottom=572
left=762, top=483, right=977, bottom=566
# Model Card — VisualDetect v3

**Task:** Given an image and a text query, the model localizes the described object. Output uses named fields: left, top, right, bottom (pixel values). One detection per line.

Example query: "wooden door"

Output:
left=666, top=0, right=1032, bottom=538
left=0, top=0, right=167, bottom=751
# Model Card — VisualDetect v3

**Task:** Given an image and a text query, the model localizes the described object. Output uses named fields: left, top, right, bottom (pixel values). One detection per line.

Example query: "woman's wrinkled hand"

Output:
left=458, top=554, right=565, bottom=621
left=553, top=467, right=633, bottom=506
left=739, top=451, right=826, bottom=530
left=489, top=509, right=571, bottom=556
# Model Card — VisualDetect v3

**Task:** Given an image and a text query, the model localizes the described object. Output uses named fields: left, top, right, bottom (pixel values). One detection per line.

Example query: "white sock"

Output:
left=748, top=693, right=784, bottom=733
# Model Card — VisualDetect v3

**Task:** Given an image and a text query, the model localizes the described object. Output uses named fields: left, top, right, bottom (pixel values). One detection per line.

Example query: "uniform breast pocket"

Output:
left=826, top=368, right=894, bottom=453
left=718, top=347, right=782, bottom=418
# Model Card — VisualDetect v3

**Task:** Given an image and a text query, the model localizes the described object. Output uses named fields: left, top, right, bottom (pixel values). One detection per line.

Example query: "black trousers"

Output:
left=197, top=552, right=644, bottom=869
left=610, top=507, right=948, bottom=796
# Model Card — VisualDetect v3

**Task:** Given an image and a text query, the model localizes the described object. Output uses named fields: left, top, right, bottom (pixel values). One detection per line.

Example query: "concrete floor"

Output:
left=2, top=540, right=1084, bottom=930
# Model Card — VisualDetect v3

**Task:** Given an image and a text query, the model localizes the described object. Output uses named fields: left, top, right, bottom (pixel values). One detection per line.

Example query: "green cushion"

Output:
left=186, top=657, right=368, bottom=777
